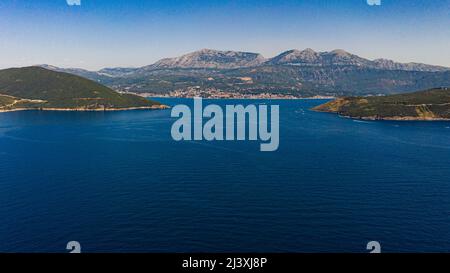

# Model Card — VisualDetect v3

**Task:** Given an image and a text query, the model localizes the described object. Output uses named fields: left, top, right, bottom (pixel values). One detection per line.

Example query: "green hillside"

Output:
left=0, top=94, right=16, bottom=106
left=0, top=67, right=162, bottom=111
left=312, top=87, right=450, bottom=120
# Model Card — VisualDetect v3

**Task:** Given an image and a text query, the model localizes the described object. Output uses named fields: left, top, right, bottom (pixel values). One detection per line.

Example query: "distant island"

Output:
left=0, top=67, right=168, bottom=112
left=40, top=48, right=450, bottom=98
left=312, top=87, right=450, bottom=121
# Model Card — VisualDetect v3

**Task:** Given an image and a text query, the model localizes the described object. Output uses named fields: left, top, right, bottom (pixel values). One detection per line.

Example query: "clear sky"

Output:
left=0, top=0, right=449, bottom=70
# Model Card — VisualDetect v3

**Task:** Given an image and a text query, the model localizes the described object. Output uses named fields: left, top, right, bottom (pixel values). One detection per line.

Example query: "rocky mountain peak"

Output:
left=302, top=48, right=317, bottom=54
left=267, top=48, right=320, bottom=65
left=328, top=49, right=351, bottom=57
left=147, top=49, right=266, bottom=69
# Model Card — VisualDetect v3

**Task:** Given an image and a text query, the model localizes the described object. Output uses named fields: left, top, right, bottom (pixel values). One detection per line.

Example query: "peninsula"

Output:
left=0, top=67, right=167, bottom=112
left=312, top=87, right=450, bottom=121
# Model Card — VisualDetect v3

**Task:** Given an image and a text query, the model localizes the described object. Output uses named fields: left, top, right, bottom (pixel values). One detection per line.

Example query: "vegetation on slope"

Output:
left=312, top=87, right=450, bottom=120
left=0, top=67, right=162, bottom=111
left=99, top=66, right=450, bottom=97
left=0, top=94, right=16, bottom=107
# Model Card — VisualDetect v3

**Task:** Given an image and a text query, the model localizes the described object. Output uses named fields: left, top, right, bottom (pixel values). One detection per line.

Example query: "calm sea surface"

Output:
left=1, top=99, right=450, bottom=253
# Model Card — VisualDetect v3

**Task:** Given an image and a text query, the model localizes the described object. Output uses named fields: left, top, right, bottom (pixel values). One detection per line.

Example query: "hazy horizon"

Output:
left=1, top=0, right=449, bottom=70
left=3, top=47, right=446, bottom=71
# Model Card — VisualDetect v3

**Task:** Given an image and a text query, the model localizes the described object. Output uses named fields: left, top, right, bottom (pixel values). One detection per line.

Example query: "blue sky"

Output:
left=0, top=0, right=449, bottom=70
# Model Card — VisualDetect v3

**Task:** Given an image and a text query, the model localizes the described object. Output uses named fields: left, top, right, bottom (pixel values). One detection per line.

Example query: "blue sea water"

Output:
left=1, top=99, right=450, bottom=253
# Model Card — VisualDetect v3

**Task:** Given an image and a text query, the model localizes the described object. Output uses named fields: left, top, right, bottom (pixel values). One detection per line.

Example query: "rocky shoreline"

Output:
left=314, top=109, right=450, bottom=121
left=0, top=104, right=170, bottom=113
left=349, top=115, right=450, bottom=121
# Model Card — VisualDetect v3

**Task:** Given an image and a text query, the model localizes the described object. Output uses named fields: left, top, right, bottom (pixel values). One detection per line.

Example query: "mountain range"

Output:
left=39, top=49, right=450, bottom=97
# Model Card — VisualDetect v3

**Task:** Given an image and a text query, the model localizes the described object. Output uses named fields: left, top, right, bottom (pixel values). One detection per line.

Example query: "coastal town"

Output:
left=124, top=87, right=335, bottom=100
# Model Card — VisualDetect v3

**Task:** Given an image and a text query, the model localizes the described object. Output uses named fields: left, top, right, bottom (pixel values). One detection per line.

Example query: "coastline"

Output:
left=352, top=116, right=450, bottom=121
left=131, top=92, right=335, bottom=100
left=313, top=109, right=450, bottom=121
left=0, top=104, right=170, bottom=113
